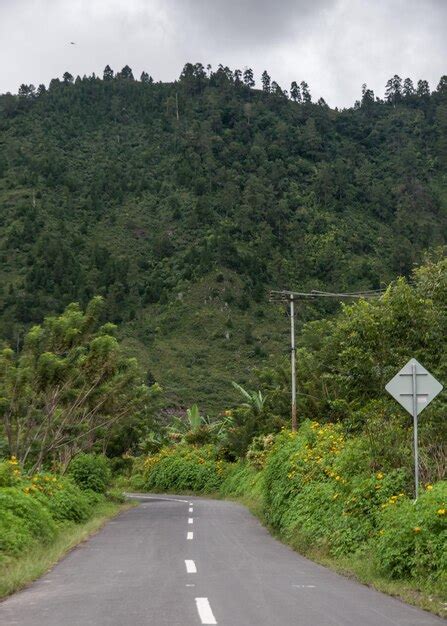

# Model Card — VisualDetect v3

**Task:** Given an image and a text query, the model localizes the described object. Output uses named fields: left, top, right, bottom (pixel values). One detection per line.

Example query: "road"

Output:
left=0, top=494, right=444, bottom=626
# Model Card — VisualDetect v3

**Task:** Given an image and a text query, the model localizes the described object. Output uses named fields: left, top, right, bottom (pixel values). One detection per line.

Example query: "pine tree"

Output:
left=300, top=81, right=311, bottom=103
left=290, top=81, right=301, bottom=102
left=103, top=65, right=114, bottom=81
left=403, top=78, right=415, bottom=97
left=261, top=70, right=271, bottom=93
left=243, top=68, right=255, bottom=87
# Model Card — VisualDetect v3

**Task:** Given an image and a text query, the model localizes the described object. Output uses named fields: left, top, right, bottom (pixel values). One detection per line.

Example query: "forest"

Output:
left=1, top=64, right=447, bottom=410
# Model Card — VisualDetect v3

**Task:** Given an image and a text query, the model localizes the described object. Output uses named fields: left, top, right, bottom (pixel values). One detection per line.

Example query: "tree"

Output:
left=402, top=78, right=415, bottom=98
left=234, top=69, right=242, bottom=85
left=385, top=74, right=402, bottom=104
left=0, top=297, right=152, bottom=469
left=261, top=70, right=271, bottom=93
left=361, top=83, right=375, bottom=106
left=103, top=65, right=114, bottom=81
left=18, top=84, right=35, bottom=99
left=36, top=84, right=47, bottom=96
left=243, top=68, right=255, bottom=87
left=300, top=81, right=311, bottom=103
left=417, top=79, right=430, bottom=98
left=63, top=72, right=74, bottom=84
left=140, top=71, right=153, bottom=84
left=436, top=75, right=447, bottom=94
left=117, top=65, right=134, bottom=80
left=290, top=81, right=301, bottom=102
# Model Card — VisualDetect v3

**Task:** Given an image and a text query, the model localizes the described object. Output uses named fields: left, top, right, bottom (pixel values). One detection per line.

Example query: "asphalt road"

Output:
left=0, top=494, right=444, bottom=626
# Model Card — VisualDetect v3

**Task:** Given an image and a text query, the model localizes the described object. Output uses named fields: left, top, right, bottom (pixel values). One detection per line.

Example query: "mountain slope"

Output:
left=1, top=66, right=446, bottom=410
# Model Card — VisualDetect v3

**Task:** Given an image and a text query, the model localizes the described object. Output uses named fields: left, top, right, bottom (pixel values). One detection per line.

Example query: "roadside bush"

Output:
left=0, top=457, right=21, bottom=487
left=0, top=509, right=31, bottom=556
left=142, top=445, right=226, bottom=493
left=44, top=479, right=93, bottom=523
left=220, top=462, right=264, bottom=499
left=68, top=454, right=111, bottom=493
left=0, top=488, right=57, bottom=544
left=374, top=481, right=447, bottom=582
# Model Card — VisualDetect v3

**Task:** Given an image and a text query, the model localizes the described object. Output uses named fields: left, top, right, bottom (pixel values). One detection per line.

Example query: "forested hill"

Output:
left=1, top=64, right=447, bottom=409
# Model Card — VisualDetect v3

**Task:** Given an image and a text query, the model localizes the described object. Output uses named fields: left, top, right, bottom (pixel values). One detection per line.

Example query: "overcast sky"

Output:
left=1, top=0, right=446, bottom=107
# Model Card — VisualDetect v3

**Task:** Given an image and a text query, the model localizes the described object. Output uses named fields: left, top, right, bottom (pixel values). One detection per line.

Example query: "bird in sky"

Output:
left=70, top=41, right=76, bottom=45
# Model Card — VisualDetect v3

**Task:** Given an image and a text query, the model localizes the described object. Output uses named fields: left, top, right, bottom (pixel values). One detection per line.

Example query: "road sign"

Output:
left=385, top=358, right=443, bottom=499
left=385, top=358, right=443, bottom=416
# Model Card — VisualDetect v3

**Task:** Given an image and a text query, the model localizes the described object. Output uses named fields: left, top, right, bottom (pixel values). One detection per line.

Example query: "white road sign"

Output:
left=385, top=358, right=443, bottom=416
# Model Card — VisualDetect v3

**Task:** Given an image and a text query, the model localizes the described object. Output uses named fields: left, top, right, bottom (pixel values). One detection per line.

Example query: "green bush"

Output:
left=0, top=509, right=31, bottom=555
left=45, top=479, right=93, bottom=523
left=68, top=454, right=111, bottom=493
left=374, top=481, right=446, bottom=582
left=141, top=445, right=226, bottom=493
left=0, top=488, right=57, bottom=544
left=0, top=458, right=21, bottom=487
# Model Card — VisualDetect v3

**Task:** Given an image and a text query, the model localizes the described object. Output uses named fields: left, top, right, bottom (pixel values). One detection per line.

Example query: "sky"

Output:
left=1, top=0, right=446, bottom=108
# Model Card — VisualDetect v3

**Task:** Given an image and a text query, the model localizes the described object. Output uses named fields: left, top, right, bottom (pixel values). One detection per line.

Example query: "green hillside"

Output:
left=1, top=65, right=446, bottom=411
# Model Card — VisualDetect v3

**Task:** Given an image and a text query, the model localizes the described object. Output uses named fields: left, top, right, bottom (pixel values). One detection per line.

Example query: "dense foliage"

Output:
left=1, top=65, right=446, bottom=409
left=0, top=455, right=105, bottom=561
left=0, top=298, right=155, bottom=468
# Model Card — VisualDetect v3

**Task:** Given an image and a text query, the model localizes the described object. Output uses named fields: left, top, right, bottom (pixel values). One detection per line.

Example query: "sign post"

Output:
left=385, top=358, right=443, bottom=499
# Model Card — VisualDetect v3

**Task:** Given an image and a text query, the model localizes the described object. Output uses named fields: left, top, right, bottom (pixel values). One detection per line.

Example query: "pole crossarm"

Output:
left=269, top=289, right=384, bottom=301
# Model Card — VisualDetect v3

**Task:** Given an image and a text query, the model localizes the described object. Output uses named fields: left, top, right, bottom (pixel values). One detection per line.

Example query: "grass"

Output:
left=0, top=500, right=135, bottom=600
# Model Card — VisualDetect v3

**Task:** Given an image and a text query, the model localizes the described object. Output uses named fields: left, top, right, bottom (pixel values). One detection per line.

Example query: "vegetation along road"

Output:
left=0, top=495, right=444, bottom=626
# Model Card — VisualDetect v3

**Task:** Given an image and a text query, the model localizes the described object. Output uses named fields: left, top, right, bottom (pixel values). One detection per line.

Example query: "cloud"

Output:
left=0, top=0, right=445, bottom=107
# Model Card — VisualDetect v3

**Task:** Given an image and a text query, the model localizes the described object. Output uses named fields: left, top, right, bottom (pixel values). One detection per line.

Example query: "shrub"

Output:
left=68, top=454, right=111, bottom=493
left=374, top=481, right=447, bottom=582
left=220, top=462, right=264, bottom=498
left=0, top=509, right=31, bottom=555
left=45, top=479, right=93, bottom=523
left=0, top=488, right=57, bottom=544
left=0, top=457, right=22, bottom=487
left=142, top=445, right=226, bottom=493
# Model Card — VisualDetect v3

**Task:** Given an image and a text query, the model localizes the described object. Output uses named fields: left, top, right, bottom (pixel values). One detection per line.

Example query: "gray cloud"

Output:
left=0, top=0, right=445, bottom=107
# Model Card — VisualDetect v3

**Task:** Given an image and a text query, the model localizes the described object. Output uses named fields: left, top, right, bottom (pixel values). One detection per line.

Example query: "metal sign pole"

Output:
left=290, top=295, right=297, bottom=432
left=411, top=362, right=419, bottom=499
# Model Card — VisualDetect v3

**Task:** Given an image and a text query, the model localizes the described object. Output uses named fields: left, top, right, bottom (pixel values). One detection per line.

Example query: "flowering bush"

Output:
left=374, top=481, right=446, bottom=581
left=140, top=445, right=227, bottom=493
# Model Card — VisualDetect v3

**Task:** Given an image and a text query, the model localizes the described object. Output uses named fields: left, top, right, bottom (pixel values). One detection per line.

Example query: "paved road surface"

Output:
left=0, top=494, right=444, bottom=625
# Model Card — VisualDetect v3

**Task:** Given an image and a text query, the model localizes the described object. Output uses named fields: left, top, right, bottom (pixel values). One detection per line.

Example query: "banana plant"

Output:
left=232, top=381, right=267, bottom=415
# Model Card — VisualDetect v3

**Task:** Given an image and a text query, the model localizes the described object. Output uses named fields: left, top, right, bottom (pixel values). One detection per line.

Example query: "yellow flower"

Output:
left=437, top=509, right=446, bottom=516
left=413, top=526, right=421, bottom=533
left=376, top=472, right=384, bottom=480
left=335, top=476, right=341, bottom=481
left=425, top=484, right=433, bottom=491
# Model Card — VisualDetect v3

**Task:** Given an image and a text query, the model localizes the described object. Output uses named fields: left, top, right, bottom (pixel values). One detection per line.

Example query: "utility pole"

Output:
left=290, top=295, right=297, bottom=432
left=270, top=288, right=383, bottom=432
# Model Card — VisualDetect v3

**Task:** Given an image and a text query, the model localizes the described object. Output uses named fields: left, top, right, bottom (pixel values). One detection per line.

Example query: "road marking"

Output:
left=187, top=531, right=194, bottom=540
left=189, top=501, right=193, bottom=506
left=188, top=517, right=194, bottom=524
left=124, top=493, right=189, bottom=503
left=189, top=507, right=193, bottom=513
left=185, top=559, right=197, bottom=573
left=195, top=598, right=217, bottom=625
left=186, top=583, right=195, bottom=587
left=292, top=584, right=316, bottom=588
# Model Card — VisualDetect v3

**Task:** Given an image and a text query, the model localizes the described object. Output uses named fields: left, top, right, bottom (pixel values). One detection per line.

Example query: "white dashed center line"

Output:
left=188, top=517, right=194, bottom=524
left=195, top=597, right=217, bottom=624
left=185, top=559, right=197, bottom=574
left=187, top=531, right=194, bottom=540
left=189, top=507, right=193, bottom=513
